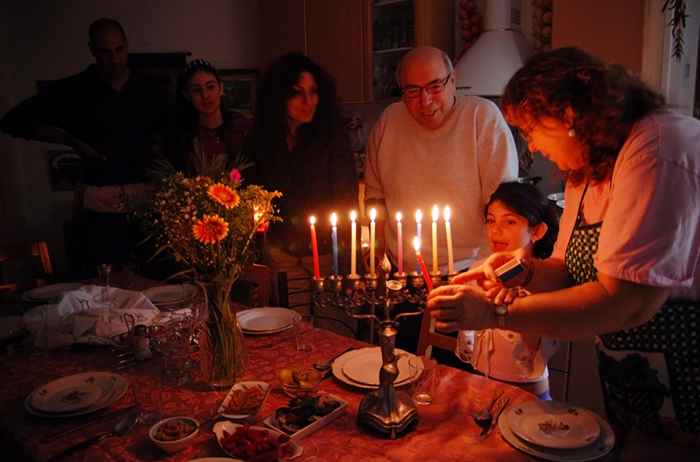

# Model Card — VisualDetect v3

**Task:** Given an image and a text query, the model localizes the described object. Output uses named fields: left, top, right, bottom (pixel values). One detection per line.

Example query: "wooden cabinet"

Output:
left=260, top=0, right=453, bottom=102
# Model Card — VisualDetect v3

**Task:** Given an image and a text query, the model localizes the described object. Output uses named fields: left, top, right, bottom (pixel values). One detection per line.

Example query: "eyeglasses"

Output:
left=401, top=74, right=452, bottom=99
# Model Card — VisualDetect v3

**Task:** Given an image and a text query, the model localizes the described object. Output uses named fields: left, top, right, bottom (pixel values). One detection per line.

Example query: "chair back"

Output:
left=0, top=240, right=53, bottom=293
left=416, top=309, right=457, bottom=357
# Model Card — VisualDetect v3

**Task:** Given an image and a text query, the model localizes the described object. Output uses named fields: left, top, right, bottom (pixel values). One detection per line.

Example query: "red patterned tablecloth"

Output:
left=0, top=326, right=535, bottom=461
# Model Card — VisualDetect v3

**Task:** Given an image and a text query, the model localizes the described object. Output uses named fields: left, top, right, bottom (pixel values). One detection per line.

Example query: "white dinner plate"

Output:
left=332, top=347, right=421, bottom=389
left=237, top=307, right=300, bottom=334
left=506, top=401, right=601, bottom=450
left=499, top=403, right=615, bottom=462
left=213, top=421, right=302, bottom=460
left=31, top=382, right=103, bottom=413
left=341, top=348, right=415, bottom=386
left=22, top=283, right=82, bottom=302
left=143, top=284, right=197, bottom=306
left=25, top=371, right=128, bottom=418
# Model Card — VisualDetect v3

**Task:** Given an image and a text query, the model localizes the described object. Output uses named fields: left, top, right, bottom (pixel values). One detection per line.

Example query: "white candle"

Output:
left=330, top=212, right=339, bottom=275
left=396, top=212, right=403, bottom=274
left=431, top=204, right=439, bottom=273
left=444, top=206, right=455, bottom=274
left=369, top=208, right=377, bottom=276
left=350, top=210, right=358, bottom=276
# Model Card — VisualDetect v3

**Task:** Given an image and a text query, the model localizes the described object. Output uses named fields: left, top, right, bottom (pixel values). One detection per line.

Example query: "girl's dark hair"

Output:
left=486, top=182, right=559, bottom=259
left=254, top=52, right=340, bottom=154
left=502, top=47, right=665, bottom=185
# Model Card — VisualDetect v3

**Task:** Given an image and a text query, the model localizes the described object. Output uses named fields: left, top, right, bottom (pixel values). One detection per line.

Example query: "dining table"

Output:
left=0, top=288, right=541, bottom=462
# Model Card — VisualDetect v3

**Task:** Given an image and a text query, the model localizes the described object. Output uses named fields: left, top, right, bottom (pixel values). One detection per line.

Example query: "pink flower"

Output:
left=229, top=168, right=242, bottom=183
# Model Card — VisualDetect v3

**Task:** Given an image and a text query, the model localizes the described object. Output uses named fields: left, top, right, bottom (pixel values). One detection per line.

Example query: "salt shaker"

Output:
left=132, top=324, right=152, bottom=360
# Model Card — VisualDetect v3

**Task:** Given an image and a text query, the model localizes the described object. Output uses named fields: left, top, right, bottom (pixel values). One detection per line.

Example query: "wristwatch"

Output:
left=495, top=304, right=508, bottom=329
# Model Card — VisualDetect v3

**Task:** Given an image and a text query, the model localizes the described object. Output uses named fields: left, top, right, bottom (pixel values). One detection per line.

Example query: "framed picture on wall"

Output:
left=219, top=69, right=258, bottom=116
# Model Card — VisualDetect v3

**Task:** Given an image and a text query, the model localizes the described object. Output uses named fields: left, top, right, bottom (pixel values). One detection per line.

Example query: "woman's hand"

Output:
left=426, top=283, right=496, bottom=332
left=451, top=248, right=530, bottom=288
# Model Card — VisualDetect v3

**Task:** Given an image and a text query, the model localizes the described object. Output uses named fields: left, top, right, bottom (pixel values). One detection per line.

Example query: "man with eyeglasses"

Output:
left=364, top=47, right=517, bottom=351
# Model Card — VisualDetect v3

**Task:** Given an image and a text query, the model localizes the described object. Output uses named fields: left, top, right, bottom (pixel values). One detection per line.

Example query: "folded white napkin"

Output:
left=23, top=285, right=161, bottom=349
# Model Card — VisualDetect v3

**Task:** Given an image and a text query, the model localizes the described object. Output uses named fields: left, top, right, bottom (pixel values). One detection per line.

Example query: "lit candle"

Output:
left=369, top=208, right=377, bottom=276
left=412, top=236, right=433, bottom=291
left=330, top=212, right=339, bottom=275
left=431, top=205, right=439, bottom=273
left=415, top=209, right=423, bottom=273
left=444, top=206, right=455, bottom=274
left=350, top=210, right=358, bottom=277
left=396, top=212, right=403, bottom=274
left=309, top=216, right=320, bottom=279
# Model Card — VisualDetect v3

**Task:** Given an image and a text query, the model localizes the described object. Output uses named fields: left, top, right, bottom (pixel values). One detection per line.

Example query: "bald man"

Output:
left=365, top=46, right=518, bottom=275
left=1, top=18, right=167, bottom=272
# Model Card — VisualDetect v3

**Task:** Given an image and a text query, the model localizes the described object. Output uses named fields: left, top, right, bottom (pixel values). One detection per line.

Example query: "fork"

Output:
left=473, top=391, right=504, bottom=437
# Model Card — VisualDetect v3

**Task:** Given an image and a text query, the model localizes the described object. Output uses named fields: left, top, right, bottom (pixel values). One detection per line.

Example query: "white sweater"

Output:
left=364, top=96, right=518, bottom=271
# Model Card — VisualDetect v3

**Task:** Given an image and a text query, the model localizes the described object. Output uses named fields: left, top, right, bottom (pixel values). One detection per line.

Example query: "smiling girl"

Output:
left=456, top=182, right=560, bottom=398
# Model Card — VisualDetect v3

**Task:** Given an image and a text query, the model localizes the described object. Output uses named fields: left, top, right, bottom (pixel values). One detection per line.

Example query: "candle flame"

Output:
left=413, top=236, right=421, bottom=252
left=396, top=211, right=402, bottom=222
left=330, top=212, right=338, bottom=226
left=350, top=210, right=357, bottom=221
left=309, top=215, right=317, bottom=225
left=432, top=204, right=440, bottom=221
left=415, top=209, right=423, bottom=223
left=369, top=208, right=377, bottom=221
left=443, top=205, right=451, bottom=222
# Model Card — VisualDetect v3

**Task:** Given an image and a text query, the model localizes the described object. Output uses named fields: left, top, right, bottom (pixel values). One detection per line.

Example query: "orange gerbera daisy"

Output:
left=207, top=183, right=240, bottom=209
left=192, top=214, right=229, bottom=244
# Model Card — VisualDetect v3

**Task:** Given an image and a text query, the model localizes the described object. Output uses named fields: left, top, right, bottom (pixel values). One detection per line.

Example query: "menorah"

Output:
left=312, top=270, right=452, bottom=438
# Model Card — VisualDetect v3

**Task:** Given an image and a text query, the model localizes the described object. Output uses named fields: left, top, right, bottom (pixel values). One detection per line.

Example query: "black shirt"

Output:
left=1, top=65, right=167, bottom=186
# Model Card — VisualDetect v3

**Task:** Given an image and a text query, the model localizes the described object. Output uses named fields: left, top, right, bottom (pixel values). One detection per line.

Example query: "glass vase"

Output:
left=198, top=280, right=247, bottom=388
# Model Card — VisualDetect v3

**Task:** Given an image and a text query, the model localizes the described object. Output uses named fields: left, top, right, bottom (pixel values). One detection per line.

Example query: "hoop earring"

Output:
left=568, top=128, right=576, bottom=138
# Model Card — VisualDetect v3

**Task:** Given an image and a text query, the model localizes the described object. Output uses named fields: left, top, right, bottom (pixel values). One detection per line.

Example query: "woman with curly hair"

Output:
left=428, top=47, right=700, bottom=454
left=245, top=53, right=357, bottom=309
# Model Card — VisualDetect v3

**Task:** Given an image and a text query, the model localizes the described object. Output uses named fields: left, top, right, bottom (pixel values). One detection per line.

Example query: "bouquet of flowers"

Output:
left=145, top=168, right=280, bottom=386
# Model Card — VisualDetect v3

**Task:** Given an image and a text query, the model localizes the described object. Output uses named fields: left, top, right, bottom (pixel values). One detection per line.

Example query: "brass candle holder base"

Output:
left=313, top=272, right=426, bottom=438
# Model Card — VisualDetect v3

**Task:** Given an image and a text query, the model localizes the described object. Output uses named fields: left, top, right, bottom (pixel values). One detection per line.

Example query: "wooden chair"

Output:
left=416, top=307, right=457, bottom=358
left=0, top=240, right=53, bottom=293
left=276, top=271, right=358, bottom=339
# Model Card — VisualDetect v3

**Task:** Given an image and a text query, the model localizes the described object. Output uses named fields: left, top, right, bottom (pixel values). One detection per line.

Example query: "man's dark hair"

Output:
left=88, top=18, right=126, bottom=44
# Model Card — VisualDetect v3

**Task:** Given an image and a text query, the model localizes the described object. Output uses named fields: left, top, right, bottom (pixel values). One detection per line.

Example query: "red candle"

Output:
left=412, top=237, right=433, bottom=291
left=309, top=216, right=320, bottom=279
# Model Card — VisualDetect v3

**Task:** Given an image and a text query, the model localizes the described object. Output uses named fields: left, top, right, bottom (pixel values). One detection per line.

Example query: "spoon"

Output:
left=49, top=408, right=139, bottom=461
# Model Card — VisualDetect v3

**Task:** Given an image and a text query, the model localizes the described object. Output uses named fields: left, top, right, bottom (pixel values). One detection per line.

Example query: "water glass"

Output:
left=409, top=355, right=437, bottom=405
left=293, top=315, right=314, bottom=353
left=97, top=263, right=112, bottom=304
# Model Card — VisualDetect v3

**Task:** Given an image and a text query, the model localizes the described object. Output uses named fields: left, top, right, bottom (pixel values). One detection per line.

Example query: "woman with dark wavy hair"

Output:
left=245, top=53, right=357, bottom=308
left=429, top=47, right=700, bottom=453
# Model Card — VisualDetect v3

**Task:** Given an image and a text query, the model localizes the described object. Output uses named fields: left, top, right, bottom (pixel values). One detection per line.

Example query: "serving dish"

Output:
left=218, top=380, right=270, bottom=420
left=264, top=393, right=347, bottom=440
left=149, top=416, right=200, bottom=454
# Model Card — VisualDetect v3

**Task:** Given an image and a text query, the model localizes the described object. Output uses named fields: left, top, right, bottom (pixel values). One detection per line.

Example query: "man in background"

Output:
left=1, top=18, right=167, bottom=274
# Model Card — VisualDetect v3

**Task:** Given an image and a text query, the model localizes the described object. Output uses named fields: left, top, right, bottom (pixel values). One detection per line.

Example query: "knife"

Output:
left=41, top=405, right=138, bottom=443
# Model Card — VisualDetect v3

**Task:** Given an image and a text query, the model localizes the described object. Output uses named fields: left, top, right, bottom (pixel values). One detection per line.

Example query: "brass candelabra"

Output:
left=313, top=271, right=438, bottom=438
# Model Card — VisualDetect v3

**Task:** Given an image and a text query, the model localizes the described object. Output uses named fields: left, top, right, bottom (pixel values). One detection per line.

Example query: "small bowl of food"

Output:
left=148, top=416, right=199, bottom=454
left=278, top=368, right=322, bottom=398
left=218, top=380, right=270, bottom=421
